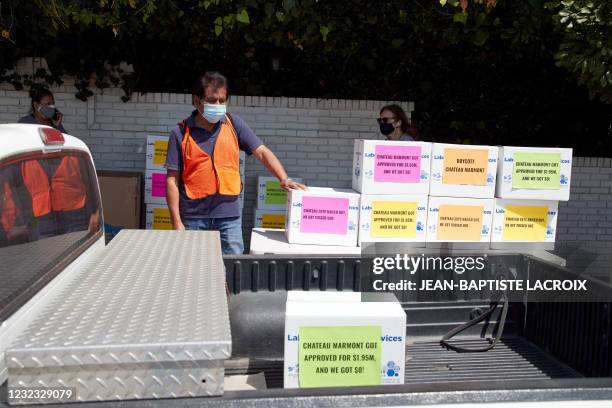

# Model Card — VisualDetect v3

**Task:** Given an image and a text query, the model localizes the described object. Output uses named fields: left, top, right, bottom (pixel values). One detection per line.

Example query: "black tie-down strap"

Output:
left=440, top=289, right=509, bottom=353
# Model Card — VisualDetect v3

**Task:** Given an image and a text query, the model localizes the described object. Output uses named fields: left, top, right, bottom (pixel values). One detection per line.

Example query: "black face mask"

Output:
left=379, top=122, right=395, bottom=136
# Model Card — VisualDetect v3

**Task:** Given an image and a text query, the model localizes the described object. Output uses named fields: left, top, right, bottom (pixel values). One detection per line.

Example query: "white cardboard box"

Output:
left=429, top=143, right=498, bottom=198
left=249, top=229, right=361, bottom=255
left=145, top=135, right=169, bottom=171
left=359, top=195, right=428, bottom=246
left=253, top=208, right=286, bottom=230
left=144, top=169, right=167, bottom=205
left=285, top=187, right=360, bottom=247
left=491, top=199, right=558, bottom=250
left=426, top=196, right=494, bottom=248
left=284, top=295, right=406, bottom=388
left=496, top=146, right=572, bottom=201
left=145, top=203, right=172, bottom=230
left=257, top=176, right=303, bottom=210
left=352, top=140, right=432, bottom=195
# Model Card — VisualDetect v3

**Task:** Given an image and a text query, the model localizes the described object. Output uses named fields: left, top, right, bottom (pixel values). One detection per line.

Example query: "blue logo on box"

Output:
left=560, top=174, right=568, bottom=185
left=384, top=361, right=401, bottom=377
left=416, top=221, right=424, bottom=232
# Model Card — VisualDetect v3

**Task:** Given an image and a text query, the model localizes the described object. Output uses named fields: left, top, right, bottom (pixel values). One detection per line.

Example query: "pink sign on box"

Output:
left=374, top=145, right=421, bottom=183
left=151, top=173, right=166, bottom=197
left=300, top=196, right=349, bottom=235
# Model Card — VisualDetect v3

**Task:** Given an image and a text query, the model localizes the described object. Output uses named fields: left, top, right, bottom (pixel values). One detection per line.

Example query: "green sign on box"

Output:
left=264, top=181, right=287, bottom=205
left=512, top=152, right=561, bottom=189
left=298, top=326, right=381, bottom=388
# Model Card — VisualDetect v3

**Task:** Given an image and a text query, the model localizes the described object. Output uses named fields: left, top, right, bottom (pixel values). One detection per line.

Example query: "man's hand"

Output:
left=280, top=178, right=307, bottom=192
left=173, top=219, right=186, bottom=230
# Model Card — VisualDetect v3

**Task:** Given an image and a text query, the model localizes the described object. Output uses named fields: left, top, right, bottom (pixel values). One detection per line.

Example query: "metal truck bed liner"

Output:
left=6, top=230, right=231, bottom=404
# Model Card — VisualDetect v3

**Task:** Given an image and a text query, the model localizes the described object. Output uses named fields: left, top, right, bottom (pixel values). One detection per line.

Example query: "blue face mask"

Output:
left=202, top=103, right=226, bottom=123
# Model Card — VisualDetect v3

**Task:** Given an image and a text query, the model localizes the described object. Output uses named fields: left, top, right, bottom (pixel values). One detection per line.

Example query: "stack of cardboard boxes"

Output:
left=281, top=139, right=571, bottom=250
left=144, top=135, right=172, bottom=230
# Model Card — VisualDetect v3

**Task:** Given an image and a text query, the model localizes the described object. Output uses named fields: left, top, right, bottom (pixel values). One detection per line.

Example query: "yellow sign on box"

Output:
left=298, top=326, right=381, bottom=388
left=371, top=201, right=417, bottom=238
left=153, top=140, right=168, bottom=165
left=261, top=213, right=286, bottom=229
left=437, top=204, right=483, bottom=241
left=152, top=207, right=172, bottom=230
left=442, top=148, right=488, bottom=186
left=502, top=205, right=548, bottom=241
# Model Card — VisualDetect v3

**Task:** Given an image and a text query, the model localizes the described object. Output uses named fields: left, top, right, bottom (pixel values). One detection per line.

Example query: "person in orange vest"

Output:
left=165, top=72, right=306, bottom=254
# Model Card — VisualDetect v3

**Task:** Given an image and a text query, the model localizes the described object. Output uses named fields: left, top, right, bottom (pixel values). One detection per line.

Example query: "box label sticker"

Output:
left=371, top=201, right=417, bottom=238
left=152, top=207, right=171, bottom=230
left=512, top=152, right=561, bottom=189
left=502, top=205, right=548, bottom=241
left=437, top=204, right=484, bottom=241
left=374, top=145, right=421, bottom=183
left=153, top=140, right=168, bottom=165
left=151, top=173, right=166, bottom=197
left=298, top=326, right=381, bottom=388
left=300, top=196, right=349, bottom=235
left=261, top=213, right=286, bottom=229
left=265, top=181, right=287, bottom=205
left=442, top=148, right=488, bottom=185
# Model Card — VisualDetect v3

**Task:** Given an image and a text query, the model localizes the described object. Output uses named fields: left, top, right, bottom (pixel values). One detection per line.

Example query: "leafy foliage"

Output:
left=0, top=0, right=610, bottom=155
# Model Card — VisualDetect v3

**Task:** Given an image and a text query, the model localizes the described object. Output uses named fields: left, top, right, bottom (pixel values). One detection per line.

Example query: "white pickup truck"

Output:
left=1, top=124, right=612, bottom=407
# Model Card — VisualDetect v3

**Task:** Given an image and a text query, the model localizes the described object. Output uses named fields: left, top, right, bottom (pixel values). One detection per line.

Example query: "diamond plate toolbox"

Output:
left=6, top=230, right=231, bottom=404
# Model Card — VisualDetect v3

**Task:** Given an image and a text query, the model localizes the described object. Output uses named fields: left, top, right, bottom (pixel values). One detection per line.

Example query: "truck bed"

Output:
left=226, top=337, right=580, bottom=389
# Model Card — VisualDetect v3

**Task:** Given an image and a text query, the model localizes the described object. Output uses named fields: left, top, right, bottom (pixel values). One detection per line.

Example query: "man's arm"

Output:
left=166, top=170, right=184, bottom=230
left=252, top=145, right=307, bottom=191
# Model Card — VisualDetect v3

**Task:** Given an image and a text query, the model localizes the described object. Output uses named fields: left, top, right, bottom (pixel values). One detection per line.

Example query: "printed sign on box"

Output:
left=429, top=143, right=498, bottom=198
left=437, top=204, right=483, bottom=241
left=496, top=147, right=572, bottom=201
left=442, top=148, right=488, bottom=186
left=300, top=196, right=349, bottom=235
left=145, top=204, right=172, bottom=230
left=352, top=140, right=432, bottom=195
left=491, top=199, right=558, bottom=249
left=144, top=170, right=167, bottom=205
left=502, top=205, right=548, bottom=241
left=374, top=145, right=421, bottom=183
left=285, top=187, right=360, bottom=247
left=253, top=208, right=286, bottom=229
left=359, top=195, right=427, bottom=245
left=298, top=326, right=381, bottom=388
left=426, top=196, right=494, bottom=248
left=145, top=135, right=169, bottom=171
left=257, top=176, right=303, bottom=210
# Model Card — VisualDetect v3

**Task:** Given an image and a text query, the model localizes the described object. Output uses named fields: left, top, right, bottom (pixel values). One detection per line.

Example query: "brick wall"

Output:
left=555, top=158, right=612, bottom=282
left=1, top=81, right=610, bottom=281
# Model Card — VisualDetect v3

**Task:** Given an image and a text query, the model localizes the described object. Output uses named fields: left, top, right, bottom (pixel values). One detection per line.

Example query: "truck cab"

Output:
left=0, top=124, right=104, bottom=381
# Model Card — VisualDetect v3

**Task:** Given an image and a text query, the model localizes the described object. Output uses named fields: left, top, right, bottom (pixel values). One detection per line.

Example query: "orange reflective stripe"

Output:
left=50, top=156, right=86, bottom=211
left=21, top=160, right=52, bottom=217
left=1, top=181, right=17, bottom=233
left=180, top=117, right=241, bottom=200
left=214, top=121, right=241, bottom=196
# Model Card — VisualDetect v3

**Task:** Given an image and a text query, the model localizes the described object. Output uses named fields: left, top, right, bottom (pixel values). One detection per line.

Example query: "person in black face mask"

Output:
left=18, top=88, right=67, bottom=133
left=377, top=104, right=418, bottom=141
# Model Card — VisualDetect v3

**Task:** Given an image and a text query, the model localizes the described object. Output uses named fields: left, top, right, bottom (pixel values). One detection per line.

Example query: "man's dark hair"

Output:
left=192, top=72, right=228, bottom=98
left=29, top=88, right=54, bottom=113
left=380, top=104, right=419, bottom=140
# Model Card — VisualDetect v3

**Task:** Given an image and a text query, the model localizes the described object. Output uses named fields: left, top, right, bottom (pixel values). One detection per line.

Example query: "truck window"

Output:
left=0, top=150, right=103, bottom=321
